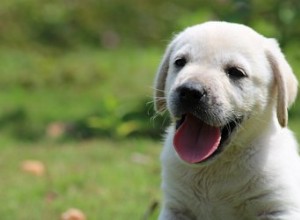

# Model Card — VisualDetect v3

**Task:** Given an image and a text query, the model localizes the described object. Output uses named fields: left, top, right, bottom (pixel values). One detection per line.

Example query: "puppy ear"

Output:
left=266, top=39, right=298, bottom=127
left=154, top=42, right=174, bottom=113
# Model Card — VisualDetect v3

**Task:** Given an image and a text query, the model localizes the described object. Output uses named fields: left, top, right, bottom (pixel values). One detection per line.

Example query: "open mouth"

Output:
left=174, top=114, right=242, bottom=164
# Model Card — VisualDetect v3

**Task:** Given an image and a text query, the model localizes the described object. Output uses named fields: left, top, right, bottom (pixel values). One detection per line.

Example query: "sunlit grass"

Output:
left=0, top=138, right=161, bottom=220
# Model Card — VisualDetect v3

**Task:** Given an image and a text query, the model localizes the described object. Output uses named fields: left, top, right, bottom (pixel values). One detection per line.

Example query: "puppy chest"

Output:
left=184, top=198, right=254, bottom=220
left=178, top=193, right=259, bottom=220
left=177, top=173, right=258, bottom=217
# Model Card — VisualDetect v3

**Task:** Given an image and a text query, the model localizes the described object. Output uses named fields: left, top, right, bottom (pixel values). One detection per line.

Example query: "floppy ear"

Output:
left=153, top=42, right=174, bottom=113
left=266, top=39, right=298, bottom=127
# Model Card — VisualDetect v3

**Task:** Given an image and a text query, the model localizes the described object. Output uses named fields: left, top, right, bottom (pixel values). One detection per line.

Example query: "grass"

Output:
left=0, top=47, right=164, bottom=219
left=0, top=138, right=162, bottom=220
left=0, top=46, right=161, bottom=120
left=0, top=46, right=166, bottom=140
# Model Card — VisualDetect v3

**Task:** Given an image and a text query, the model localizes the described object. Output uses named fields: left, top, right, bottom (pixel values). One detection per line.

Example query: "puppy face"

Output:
left=154, top=22, right=298, bottom=164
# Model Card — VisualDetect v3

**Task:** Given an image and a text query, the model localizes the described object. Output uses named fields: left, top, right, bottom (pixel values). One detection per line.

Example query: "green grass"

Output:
left=0, top=47, right=161, bottom=120
left=0, top=47, right=165, bottom=219
left=0, top=47, right=165, bottom=140
left=0, top=138, right=162, bottom=220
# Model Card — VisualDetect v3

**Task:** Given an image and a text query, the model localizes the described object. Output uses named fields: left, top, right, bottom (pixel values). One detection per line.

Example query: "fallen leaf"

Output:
left=21, top=160, right=45, bottom=176
left=61, top=208, right=86, bottom=220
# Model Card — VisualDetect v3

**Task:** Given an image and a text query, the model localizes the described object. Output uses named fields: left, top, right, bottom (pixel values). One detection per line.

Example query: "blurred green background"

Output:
left=0, top=0, right=299, bottom=219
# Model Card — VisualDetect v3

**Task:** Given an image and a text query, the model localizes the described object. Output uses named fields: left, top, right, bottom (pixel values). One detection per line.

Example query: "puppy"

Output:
left=154, top=21, right=299, bottom=220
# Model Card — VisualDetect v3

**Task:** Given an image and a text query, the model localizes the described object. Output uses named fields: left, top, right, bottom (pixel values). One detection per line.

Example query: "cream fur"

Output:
left=154, top=21, right=300, bottom=220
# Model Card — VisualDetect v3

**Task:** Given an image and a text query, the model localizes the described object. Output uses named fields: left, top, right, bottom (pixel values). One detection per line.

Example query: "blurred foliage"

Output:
left=0, top=98, right=168, bottom=141
left=0, top=0, right=299, bottom=141
left=69, top=97, right=169, bottom=140
left=0, top=48, right=166, bottom=141
left=1, top=0, right=300, bottom=49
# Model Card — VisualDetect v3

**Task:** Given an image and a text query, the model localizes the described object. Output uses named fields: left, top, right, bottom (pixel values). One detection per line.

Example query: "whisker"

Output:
left=150, top=87, right=165, bottom=93
left=146, top=100, right=155, bottom=105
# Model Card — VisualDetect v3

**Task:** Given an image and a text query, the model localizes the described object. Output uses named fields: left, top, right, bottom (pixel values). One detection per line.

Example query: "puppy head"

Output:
left=154, top=21, right=298, bottom=164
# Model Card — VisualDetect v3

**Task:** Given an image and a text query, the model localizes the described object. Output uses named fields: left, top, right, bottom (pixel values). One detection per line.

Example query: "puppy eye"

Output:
left=174, top=57, right=187, bottom=68
left=225, top=67, right=247, bottom=78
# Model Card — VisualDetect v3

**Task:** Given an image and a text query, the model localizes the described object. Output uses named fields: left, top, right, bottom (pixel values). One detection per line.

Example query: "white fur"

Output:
left=154, top=22, right=300, bottom=220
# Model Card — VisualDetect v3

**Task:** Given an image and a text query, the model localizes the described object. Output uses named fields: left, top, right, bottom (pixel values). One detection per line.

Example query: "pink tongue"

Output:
left=174, top=114, right=221, bottom=164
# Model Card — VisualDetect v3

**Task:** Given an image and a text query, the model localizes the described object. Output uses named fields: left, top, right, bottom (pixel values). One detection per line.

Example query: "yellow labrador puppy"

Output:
left=154, top=21, right=299, bottom=220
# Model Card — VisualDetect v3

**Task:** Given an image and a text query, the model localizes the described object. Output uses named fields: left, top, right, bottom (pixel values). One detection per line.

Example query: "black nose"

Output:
left=177, top=83, right=206, bottom=104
